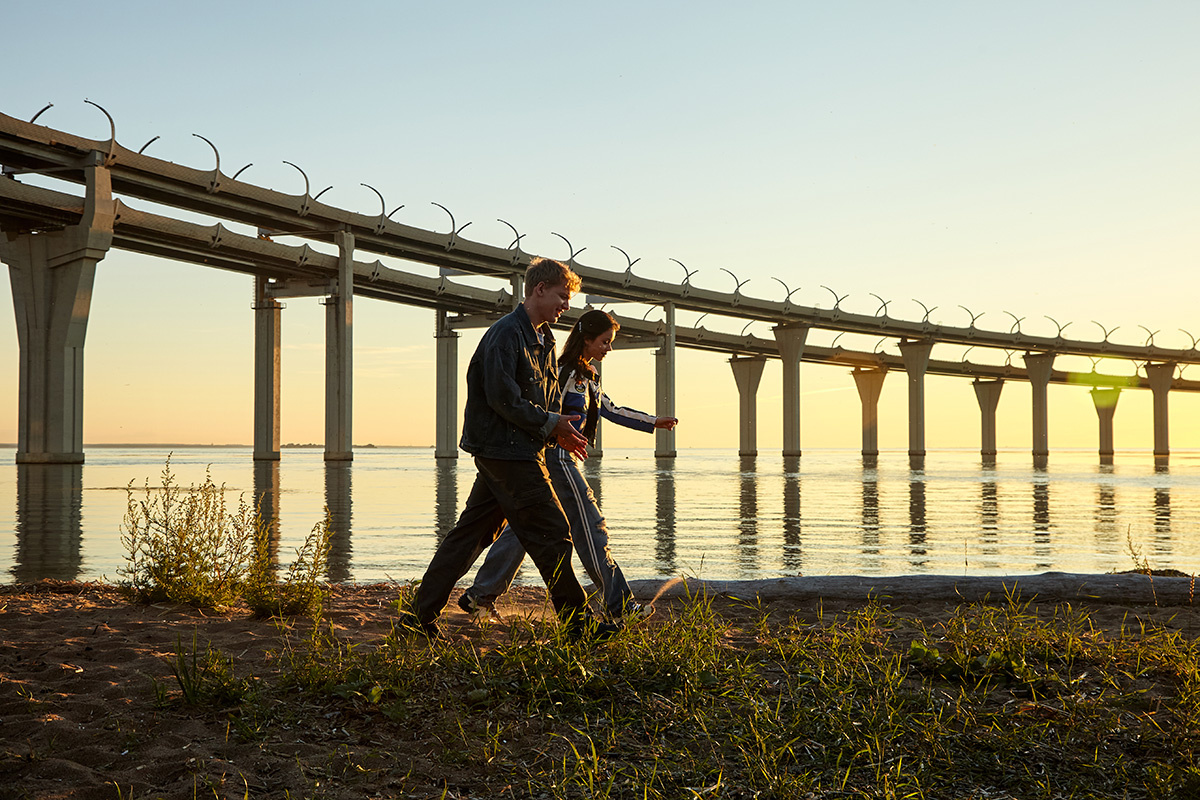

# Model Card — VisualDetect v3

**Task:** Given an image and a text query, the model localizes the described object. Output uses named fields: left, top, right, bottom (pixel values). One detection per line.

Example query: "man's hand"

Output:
left=654, top=416, right=679, bottom=430
left=553, top=414, right=589, bottom=459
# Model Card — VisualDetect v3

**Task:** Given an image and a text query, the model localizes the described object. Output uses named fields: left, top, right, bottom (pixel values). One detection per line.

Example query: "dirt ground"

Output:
left=1, top=575, right=1197, bottom=800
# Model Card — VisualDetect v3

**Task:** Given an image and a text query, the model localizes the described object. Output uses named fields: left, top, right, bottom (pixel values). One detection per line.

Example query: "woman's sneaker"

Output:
left=457, top=591, right=500, bottom=622
left=611, top=602, right=654, bottom=626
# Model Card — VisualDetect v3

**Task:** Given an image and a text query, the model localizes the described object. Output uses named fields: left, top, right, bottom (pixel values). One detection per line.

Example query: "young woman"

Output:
left=459, top=308, right=678, bottom=624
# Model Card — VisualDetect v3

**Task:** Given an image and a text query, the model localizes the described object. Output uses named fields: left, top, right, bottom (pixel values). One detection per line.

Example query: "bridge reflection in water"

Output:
left=3, top=449, right=1198, bottom=585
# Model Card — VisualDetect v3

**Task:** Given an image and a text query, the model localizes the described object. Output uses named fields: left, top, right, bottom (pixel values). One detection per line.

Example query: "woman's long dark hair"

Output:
left=559, top=309, right=619, bottom=378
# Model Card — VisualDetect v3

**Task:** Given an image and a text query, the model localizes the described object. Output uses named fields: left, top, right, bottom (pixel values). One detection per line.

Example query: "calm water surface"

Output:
left=3, top=447, right=1199, bottom=585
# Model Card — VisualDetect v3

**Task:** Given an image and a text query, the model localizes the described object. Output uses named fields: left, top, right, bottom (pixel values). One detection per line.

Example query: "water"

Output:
left=2, top=447, right=1199, bottom=585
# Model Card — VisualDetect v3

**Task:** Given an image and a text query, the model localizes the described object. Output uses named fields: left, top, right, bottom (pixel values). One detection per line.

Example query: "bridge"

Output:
left=2, top=105, right=1197, bottom=468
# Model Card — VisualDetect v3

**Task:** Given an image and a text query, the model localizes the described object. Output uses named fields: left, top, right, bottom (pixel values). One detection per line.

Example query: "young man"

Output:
left=402, top=257, right=617, bottom=640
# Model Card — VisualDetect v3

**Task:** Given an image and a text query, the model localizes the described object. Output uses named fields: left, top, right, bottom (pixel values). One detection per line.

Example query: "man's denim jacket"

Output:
left=458, top=303, right=562, bottom=461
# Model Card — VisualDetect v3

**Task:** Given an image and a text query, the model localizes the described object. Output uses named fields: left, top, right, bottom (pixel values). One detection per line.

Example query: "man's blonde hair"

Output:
left=525, top=257, right=581, bottom=296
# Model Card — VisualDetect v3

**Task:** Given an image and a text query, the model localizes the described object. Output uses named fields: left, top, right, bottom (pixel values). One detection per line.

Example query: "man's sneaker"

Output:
left=457, top=591, right=500, bottom=621
left=611, top=602, right=654, bottom=626
left=396, top=611, right=441, bottom=639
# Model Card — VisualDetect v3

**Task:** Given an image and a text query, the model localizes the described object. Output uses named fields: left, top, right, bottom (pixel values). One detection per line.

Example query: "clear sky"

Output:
left=2, top=1, right=1198, bottom=452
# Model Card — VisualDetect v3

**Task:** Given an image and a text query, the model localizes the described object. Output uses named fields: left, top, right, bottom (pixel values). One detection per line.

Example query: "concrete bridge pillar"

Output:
left=972, top=379, right=1004, bottom=461
left=655, top=302, right=677, bottom=458
left=510, top=274, right=524, bottom=310
left=1023, top=352, right=1056, bottom=467
left=253, top=276, right=282, bottom=461
left=434, top=310, right=460, bottom=459
left=772, top=324, right=809, bottom=457
left=1090, top=388, right=1120, bottom=464
left=898, top=339, right=934, bottom=467
left=1145, top=363, right=1175, bottom=465
left=324, top=231, right=354, bottom=462
left=730, top=355, right=767, bottom=457
left=1, top=164, right=113, bottom=464
left=852, top=367, right=887, bottom=459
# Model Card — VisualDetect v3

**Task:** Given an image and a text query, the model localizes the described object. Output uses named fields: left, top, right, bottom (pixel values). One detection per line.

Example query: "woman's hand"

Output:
left=653, top=417, right=679, bottom=430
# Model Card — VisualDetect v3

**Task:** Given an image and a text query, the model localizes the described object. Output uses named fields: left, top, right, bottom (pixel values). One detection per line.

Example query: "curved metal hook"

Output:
left=137, top=136, right=160, bottom=155
left=550, top=231, right=585, bottom=264
left=669, top=257, right=698, bottom=284
left=362, top=183, right=403, bottom=232
left=1004, top=311, right=1024, bottom=335
left=232, top=164, right=253, bottom=181
left=431, top=202, right=472, bottom=236
left=821, top=285, right=848, bottom=310
left=496, top=219, right=526, bottom=254
left=191, top=133, right=223, bottom=192
left=874, top=337, right=890, bottom=354
left=912, top=299, right=938, bottom=323
left=870, top=293, right=891, bottom=318
left=1004, top=349, right=1015, bottom=367
left=740, top=320, right=756, bottom=336
left=1138, top=325, right=1160, bottom=348
left=282, top=160, right=310, bottom=194
left=1091, top=320, right=1118, bottom=343
left=773, top=277, right=803, bottom=305
left=611, top=245, right=641, bottom=272
left=83, top=99, right=118, bottom=165
left=282, top=160, right=313, bottom=215
left=958, top=305, right=984, bottom=328
left=642, top=306, right=659, bottom=321
left=1044, top=315, right=1072, bottom=338
left=1179, top=328, right=1200, bottom=351
left=830, top=331, right=846, bottom=349
left=29, top=103, right=53, bottom=124
left=694, top=312, right=709, bottom=328
left=721, top=268, right=752, bottom=295
left=313, top=186, right=334, bottom=202
left=84, top=99, right=116, bottom=142
left=961, top=345, right=976, bottom=363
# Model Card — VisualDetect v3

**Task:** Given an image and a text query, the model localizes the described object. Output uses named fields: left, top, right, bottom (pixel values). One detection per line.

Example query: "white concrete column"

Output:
left=1090, top=387, right=1120, bottom=464
left=655, top=302, right=677, bottom=458
left=253, top=276, right=282, bottom=461
left=898, top=340, right=934, bottom=461
left=1146, top=363, right=1175, bottom=463
left=730, top=356, right=767, bottom=457
left=434, top=310, right=460, bottom=459
left=972, top=379, right=1004, bottom=459
left=773, top=324, right=809, bottom=457
left=510, top=274, right=524, bottom=310
left=1, top=164, right=113, bottom=464
left=852, top=368, right=887, bottom=457
left=1023, top=352, right=1056, bottom=465
left=324, top=230, right=354, bottom=461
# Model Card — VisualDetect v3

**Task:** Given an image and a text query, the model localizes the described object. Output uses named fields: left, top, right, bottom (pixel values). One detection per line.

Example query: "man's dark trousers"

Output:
left=413, top=455, right=587, bottom=623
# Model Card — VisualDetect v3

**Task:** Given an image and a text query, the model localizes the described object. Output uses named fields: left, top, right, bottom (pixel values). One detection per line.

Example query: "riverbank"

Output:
left=2, top=574, right=1198, bottom=799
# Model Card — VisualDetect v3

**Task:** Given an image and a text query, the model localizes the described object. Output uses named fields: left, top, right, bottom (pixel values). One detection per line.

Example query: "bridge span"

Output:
left=2, top=107, right=1196, bottom=467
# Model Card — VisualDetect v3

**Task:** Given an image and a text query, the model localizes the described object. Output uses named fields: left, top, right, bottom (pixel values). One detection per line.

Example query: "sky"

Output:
left=2, top=1, right=1198, bottom=453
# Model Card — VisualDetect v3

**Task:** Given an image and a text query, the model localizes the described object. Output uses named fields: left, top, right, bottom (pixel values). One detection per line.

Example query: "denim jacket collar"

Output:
left=515, top=302, right=557, bottom=350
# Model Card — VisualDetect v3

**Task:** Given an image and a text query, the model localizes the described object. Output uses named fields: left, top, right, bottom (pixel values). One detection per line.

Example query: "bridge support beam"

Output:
left=1, top=164, right=113, bottom=464
left=899, top=339, right=933, bottom=468
left=434, top=310, right=460, bottom=459
left=655, top=302, right=677, bottom=458
left=253, top=276, right=282, bottom=461
left=1023, top=352, right=1055, bottom=468
left=773, top=324, right=809, bottom=457
left=730, top=355, right=766, bottom=457
left=324, top=231, right=354, bottom=461
left=1090, top=387, right=1120, bottom=465
left=972, top=379, right=1004, bottom=464
left=852, top=367, right=887, bottom=461
left=1146, top=363, right=1175, bottom=466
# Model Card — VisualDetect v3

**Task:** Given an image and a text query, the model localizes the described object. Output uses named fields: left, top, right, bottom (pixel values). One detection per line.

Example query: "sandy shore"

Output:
left=2, top=573, right=1196, bottom=799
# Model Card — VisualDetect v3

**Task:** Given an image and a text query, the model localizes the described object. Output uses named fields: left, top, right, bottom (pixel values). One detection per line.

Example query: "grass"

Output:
left=118, top=456, right=331, bottom=617
left=152, top=587, right=1200, bottom=799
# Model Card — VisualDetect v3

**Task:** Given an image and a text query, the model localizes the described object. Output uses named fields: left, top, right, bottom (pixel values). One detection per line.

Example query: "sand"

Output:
left=1, top=573, right=1196, bottom=799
